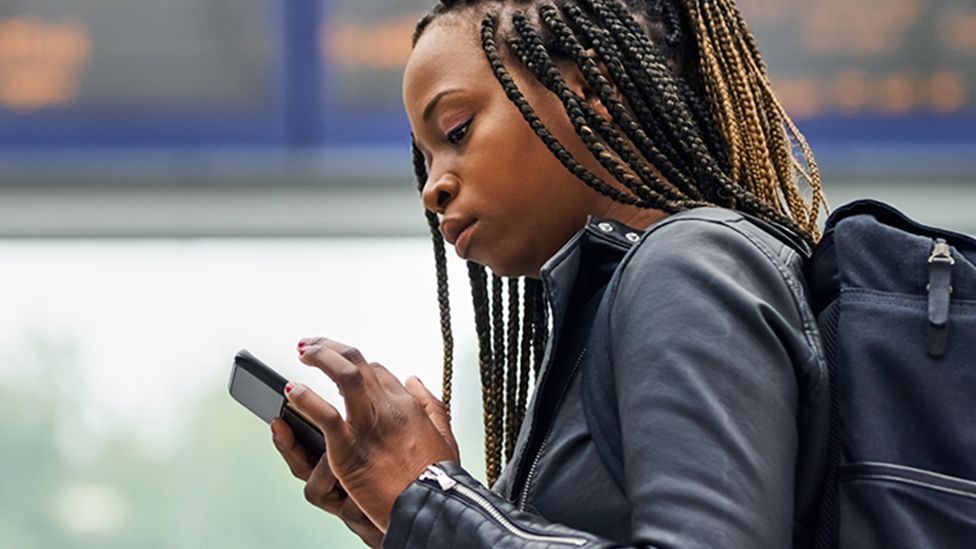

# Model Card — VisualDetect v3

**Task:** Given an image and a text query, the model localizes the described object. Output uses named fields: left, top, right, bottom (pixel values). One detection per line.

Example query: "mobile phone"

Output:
left=228, top=349, right=326, bottom=463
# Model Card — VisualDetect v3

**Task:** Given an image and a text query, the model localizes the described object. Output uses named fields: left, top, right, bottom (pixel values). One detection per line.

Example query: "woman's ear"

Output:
left=561, top=48, right=619, bottom=122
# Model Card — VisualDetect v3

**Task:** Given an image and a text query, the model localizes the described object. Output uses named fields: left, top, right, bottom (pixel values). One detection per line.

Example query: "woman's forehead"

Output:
left=410, top=12, right=483, bottom=66
left=403, top=16, right=486, bottom=105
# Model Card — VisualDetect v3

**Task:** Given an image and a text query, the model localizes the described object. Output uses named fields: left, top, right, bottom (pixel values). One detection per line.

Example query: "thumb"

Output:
left=405, top=376, right=459, bottom=461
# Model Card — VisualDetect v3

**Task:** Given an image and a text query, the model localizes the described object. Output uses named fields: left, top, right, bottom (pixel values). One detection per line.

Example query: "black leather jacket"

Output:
left=385, top=208, right=829, bottom=548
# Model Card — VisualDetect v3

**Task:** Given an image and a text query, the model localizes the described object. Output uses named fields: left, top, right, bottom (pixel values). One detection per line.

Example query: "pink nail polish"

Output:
left=284, top=382, right=306, bottom=399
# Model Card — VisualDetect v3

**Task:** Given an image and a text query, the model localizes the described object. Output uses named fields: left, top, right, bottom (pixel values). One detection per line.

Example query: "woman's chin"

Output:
left=485, top=256, right=538, bottom=280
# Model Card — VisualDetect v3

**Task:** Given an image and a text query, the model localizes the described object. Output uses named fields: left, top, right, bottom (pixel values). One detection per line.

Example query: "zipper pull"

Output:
left=419, top=464, right=458, bottom=491
left=927, top=238, right=955, bottom=357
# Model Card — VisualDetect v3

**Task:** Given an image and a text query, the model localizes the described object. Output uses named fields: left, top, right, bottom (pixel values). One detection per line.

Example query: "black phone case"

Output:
left=230, top=349, right=326, bottom=463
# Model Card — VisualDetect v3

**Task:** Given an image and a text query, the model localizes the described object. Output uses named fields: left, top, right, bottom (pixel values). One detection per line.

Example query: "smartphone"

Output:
left=228, top=349, right=325, bottom=463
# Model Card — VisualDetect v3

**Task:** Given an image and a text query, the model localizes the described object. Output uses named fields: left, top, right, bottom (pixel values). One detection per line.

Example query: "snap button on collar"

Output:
left=598, top=222, right=615, bottom=233
left=625, top=232, right=641, bottom=242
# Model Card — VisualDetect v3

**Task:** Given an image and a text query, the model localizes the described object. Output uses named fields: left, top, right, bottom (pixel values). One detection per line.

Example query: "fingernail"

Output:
left=297, top=340, right=307, bottom=356
left=284, top=381, right=306, bottom=399
left=270, top=420, right=279, bottom=439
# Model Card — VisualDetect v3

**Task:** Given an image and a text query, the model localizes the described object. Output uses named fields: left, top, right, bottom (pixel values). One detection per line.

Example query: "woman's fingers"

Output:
left=404, top=375, right=460, bottom=461
left=284, top=382, right=352, bottom=454
left=304, top=457, right=345, bottom=513
left=303, top=451, right=385, bottom=548
left=339, top=497, right=385, bottom=548
left=270, top=417, right=314, bottom=481
left=283, top=338, right=460, bottom=534
left=371, top=361, right=408, bottom=395
left=298, top=338, right=378, bottom=426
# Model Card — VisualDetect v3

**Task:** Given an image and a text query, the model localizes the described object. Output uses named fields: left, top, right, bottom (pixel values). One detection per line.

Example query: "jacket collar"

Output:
left=537, top=216, right=640, bottom=368
left=540, top=216, right=641, bottom=299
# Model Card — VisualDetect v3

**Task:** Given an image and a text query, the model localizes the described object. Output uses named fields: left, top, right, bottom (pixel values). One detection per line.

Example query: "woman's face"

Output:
left=403, top=13, right=617, bottom=278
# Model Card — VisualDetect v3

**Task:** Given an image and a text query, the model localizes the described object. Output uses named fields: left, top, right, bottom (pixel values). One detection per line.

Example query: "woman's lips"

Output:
left=440, top=217, right=478, bottom=258
left=454, top=220, right=477, bottom=259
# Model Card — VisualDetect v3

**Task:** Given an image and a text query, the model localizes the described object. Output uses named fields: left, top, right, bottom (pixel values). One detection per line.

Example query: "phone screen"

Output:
left=229, top=349, right=288, bottom=423
left=228, top=349, right=326, bottom=462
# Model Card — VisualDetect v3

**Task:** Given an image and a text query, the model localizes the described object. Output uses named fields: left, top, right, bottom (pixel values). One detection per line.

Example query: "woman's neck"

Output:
left=597, top=201, right=671, bottom=231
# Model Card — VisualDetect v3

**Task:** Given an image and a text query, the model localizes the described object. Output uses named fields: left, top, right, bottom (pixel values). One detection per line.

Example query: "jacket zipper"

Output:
left=419, top=465, right=588, bottom=546
left=518, top=346, right=588, bottom=511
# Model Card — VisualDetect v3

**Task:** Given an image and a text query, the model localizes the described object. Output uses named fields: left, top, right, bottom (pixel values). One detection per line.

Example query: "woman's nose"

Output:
left=421, top=173, right=460, bottom=215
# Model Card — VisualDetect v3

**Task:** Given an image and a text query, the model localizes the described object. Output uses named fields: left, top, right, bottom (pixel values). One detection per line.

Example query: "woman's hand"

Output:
left=271, top=417, right=385, bottom=548
left=279, top=337, right=459, bottom=534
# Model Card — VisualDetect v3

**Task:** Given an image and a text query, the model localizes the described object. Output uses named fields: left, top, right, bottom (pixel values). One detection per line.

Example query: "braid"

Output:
left=413, top=0, right=826, bottom=486
left=413, top=139, right=455, bottom=414
left=481, top=13, right=642, bottom=206
left=560, top=3, right=703, bottom=198
left=467, top=262, right=501, bottom=484
left=505, top=278, right=521, bottom=461
left=489, top=274, right=506, bottom=480
left=586, top=0, right=712, bottom=175
left=525, top=7, right=706, bottom=208
left=587, top=0, right=734, bottom=198
left=683, top=0, right=824, bottom=235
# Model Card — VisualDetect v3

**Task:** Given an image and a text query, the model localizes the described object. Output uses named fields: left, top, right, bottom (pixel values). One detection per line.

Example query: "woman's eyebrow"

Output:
left=423, top=88, right=463, bottom=122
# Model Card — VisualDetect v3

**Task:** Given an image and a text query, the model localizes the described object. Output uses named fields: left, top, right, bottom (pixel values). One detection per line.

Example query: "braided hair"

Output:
left=410, top=0, right=826, bottom=486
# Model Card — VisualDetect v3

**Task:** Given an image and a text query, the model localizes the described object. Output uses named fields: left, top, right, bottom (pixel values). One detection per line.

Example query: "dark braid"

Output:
left=536, top=5, right=707, bottom=204
left=576, top=0, right=809, bottom=233
left=585, top=0, right=710, bottom=176
left=584, top=1, right=740, bottom=203
left=558, top=4, right=702, bottom=199
left=604, top=1, right=734, bottom=175
left=413, top=0, right=825, bottom=487
left=481, top=13, right=641, bottom=206
left=511, top=11, right=697, bottom=209
left=489, top=274, right=506, bottom=479
left=412, top=139, right=455, bottom=414
left=505, top=278, right=521, bottom=461
left=467, top=262, right=502, bottom=484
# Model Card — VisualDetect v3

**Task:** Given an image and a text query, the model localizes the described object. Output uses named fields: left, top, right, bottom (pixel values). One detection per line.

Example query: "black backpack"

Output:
left=580, top=200, right=976, bottom=548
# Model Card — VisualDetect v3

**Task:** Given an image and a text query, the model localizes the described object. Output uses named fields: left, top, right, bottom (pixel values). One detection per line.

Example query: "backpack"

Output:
left=579, top=200, right=976, bottom=548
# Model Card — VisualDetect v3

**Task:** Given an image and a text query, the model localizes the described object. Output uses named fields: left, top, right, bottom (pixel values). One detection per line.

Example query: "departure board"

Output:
left=0, top=0, right=283, bottom=146
left=318, top=0, right=976, bottom=146
left=738, top=0, right=976, bottom=145
left=0, top=0, right=972, bottom=155
left=317, top=0, right=430, bottom=143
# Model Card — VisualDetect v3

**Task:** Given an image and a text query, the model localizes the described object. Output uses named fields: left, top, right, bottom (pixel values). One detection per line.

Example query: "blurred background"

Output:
left=1, top=0, right=973, bottom=547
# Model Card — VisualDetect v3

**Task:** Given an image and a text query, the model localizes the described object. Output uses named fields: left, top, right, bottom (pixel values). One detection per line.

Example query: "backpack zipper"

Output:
left=419, top=464, right=588, bottom=546
left=517, top=346, right=588, bottom=511
left=926, top=237, right=955, bottom=357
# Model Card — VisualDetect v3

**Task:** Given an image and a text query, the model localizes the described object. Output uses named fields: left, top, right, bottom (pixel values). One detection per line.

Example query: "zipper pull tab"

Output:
left=419, top=464, right=458, bottom=491
left=927, top=238, right=955, bottom=357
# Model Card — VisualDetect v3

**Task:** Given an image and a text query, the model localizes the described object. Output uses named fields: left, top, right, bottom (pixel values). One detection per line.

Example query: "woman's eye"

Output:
left=447, top=118, right=473, bottom=145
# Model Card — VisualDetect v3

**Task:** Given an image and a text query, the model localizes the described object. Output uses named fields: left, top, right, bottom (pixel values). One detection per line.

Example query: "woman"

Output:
left=270, top=0, right=830, bottom=546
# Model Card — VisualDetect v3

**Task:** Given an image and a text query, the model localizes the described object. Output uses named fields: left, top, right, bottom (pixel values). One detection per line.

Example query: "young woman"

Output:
left=270, top=0, right=830, bottom=547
